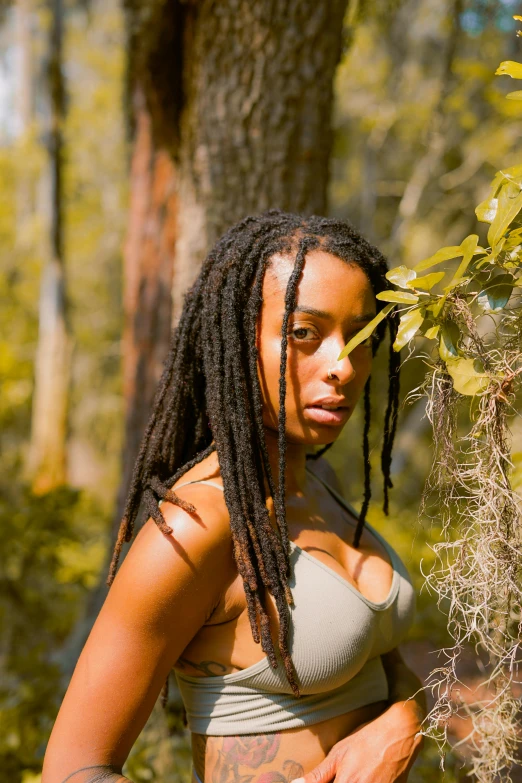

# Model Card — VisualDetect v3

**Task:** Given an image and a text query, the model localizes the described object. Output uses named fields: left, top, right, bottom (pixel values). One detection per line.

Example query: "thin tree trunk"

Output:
left=28, top=0, right=72, bottom=494
left=389, top=0, right=463, bottom=252
left=120, top=87, right=177, bottom=519
left=15, top=0, right=33, bottom=247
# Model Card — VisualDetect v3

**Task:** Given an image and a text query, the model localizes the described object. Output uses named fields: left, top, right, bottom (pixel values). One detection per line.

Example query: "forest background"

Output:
left=1, top=0, right=522, bottom=781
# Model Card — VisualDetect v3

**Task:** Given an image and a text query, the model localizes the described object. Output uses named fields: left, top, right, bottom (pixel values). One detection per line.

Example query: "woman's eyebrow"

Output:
left=352, top=311, right=377, bottom=323
left=292, top=305, right=376, bottom=323
left=293, top=305, right=332, bottom=319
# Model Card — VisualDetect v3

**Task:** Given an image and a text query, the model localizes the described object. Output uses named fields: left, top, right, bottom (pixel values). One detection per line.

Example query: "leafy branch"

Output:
left=340, top=20, right=522, bottom=782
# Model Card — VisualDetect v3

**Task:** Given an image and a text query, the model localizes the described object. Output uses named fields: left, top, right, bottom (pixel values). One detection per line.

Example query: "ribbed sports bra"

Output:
left=168, top=469, right=417, bottom=735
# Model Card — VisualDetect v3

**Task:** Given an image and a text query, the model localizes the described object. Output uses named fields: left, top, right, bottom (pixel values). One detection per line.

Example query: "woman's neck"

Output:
left=263, top=428, right=309, bottom=496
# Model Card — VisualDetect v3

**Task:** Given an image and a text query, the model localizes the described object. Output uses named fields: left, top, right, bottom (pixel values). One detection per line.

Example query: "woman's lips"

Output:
left=304, top=406, right=351, bottom=425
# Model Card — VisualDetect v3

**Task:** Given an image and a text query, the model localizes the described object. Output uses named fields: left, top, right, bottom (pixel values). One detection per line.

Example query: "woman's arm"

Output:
left=42, top=487, right=234, bottom=783
left=293, top=650, right=426, bottom=783
left=381, top=645, right=427, bottom=730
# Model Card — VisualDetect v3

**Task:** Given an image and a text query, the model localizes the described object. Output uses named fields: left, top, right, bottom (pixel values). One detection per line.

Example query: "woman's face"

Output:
left=256, top=248, right=377, bottom=447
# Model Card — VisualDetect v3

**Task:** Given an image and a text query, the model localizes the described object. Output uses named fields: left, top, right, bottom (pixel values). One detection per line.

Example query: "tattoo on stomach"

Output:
left=199, top=734, right=304, bottom=783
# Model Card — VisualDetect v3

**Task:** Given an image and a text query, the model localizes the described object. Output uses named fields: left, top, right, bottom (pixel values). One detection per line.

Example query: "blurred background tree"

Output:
left=0, top=0, right=521, bottom=781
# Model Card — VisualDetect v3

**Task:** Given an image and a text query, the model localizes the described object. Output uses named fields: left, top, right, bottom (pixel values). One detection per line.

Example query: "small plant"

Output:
left=340, top=23, right=522, bottom=782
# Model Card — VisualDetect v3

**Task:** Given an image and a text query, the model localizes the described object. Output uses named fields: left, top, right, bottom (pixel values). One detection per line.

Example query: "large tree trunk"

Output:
left=115, top=0, right=349, bottom=534
left=28, top=0, right=72, bottom=494
left=125, top=0, right=349, bottom=326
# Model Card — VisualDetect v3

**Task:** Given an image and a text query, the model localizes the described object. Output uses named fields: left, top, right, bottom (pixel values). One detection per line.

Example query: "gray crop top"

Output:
left=169, top=469, right=417, bottom=735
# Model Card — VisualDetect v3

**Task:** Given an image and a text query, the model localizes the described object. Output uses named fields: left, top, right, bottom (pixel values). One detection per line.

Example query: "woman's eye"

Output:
left=290, top=326, right=318, bottom=341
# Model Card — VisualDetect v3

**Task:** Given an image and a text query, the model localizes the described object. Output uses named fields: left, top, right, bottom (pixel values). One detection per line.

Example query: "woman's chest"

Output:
left=177, top=516, right=404, bottom=687
left=283, top=490, right=395, bottom=605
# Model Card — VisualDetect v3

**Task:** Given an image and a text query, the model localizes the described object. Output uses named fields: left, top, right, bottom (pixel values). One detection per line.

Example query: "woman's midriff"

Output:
left=190, top=699, right=388, bottom=783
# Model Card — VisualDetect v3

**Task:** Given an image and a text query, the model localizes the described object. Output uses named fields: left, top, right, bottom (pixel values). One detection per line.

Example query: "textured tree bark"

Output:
left=170, top=0, right=349, bottom=321
left=119, top=87, right=177, bottom=519
left=105, top=0, right=350, bottom=548
left=28, top=0, right=72, bottom=494
left=117, top=0, right=349, bottom=527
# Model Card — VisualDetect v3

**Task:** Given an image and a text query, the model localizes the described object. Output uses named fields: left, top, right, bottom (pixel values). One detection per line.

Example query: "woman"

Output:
left=42, top=211, right=426, bottom=783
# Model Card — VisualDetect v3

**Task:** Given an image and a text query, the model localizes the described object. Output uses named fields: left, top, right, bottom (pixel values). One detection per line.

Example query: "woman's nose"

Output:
left=325, top=352, right=356, bottom=384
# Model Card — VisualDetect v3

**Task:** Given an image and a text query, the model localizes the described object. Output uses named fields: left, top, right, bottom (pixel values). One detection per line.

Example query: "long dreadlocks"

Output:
left=107, top=210, right=401, bottom=700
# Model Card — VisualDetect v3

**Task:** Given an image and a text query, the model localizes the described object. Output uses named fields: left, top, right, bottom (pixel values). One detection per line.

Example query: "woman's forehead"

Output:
left=262, top=249, right=375, bottom=316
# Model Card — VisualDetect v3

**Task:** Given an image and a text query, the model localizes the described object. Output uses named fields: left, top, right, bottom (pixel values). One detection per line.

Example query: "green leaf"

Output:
left=475, top=197, right=498, bottom=224
left=337, top=303, right=394, bottom=360
left=506, top=90, right=522, bottom=100
left=495, top=60, right=522, bottom=79
left=385, top=265, right=416, bottom=288
left=475, top=237, right=506, bottom=268
left=483, top=166, right=522, bottom=204
left=413, top=245, right=463, bottom=273
left=503, top=163, right=522, bottom=181
left=504, top=241, right=522, bottom=265
left=443, top=234, right=479, bottom=291
left=424, top=324, right=440, bottom=340
left=393, top=307, right=424, bottom=351
left=439, top=321, right=460, bottom=361
left=477, top=273, right=515, bottom=312
left=445, top=357, right=489, bottom=396
left=431, top=293, right=447, bottom=318
left=375, top=290, right=419, bottom=303
left=407, top=271, right=445, bottom=290
left=488, top=181, right=522, bottom=249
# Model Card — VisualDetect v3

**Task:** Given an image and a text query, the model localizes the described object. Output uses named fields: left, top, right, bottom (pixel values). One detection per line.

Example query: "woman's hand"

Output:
left=297, top=706, right=423, bottom=783
left=291, top=649, right=427, bottom=783
left=290, top=700, right=424, bottom=783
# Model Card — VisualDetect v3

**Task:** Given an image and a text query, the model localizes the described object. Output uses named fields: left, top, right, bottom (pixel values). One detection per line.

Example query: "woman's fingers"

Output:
left=290, top=753, right=338, bottom=783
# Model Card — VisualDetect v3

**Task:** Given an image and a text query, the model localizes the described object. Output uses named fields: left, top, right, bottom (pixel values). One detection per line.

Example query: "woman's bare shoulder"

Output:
left=129, top=476, right=234, bottom=596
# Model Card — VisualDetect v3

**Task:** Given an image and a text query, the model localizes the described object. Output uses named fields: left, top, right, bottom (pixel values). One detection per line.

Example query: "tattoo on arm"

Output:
left=177, top=657, right=228, bottom=676
left=59, top=765, right=129, bottom=783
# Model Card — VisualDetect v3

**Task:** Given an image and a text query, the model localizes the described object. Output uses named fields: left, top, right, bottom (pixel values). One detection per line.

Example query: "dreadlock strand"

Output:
left=381, top=312, right=401, bottom=515
left=244, top=252, right=293, bottom=573
left=274, top=589, right=300, bottom=696
left=275, top=238, right=317, bottom=545
left=106, top=518, right=130, bottom=586
left=307, top=443, right=334, bottom=461
left=220, top=269, right=283, bottom=599
left=141, top=488, right=173, bottom=535
left=353, top=376, right=372, bottom=549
